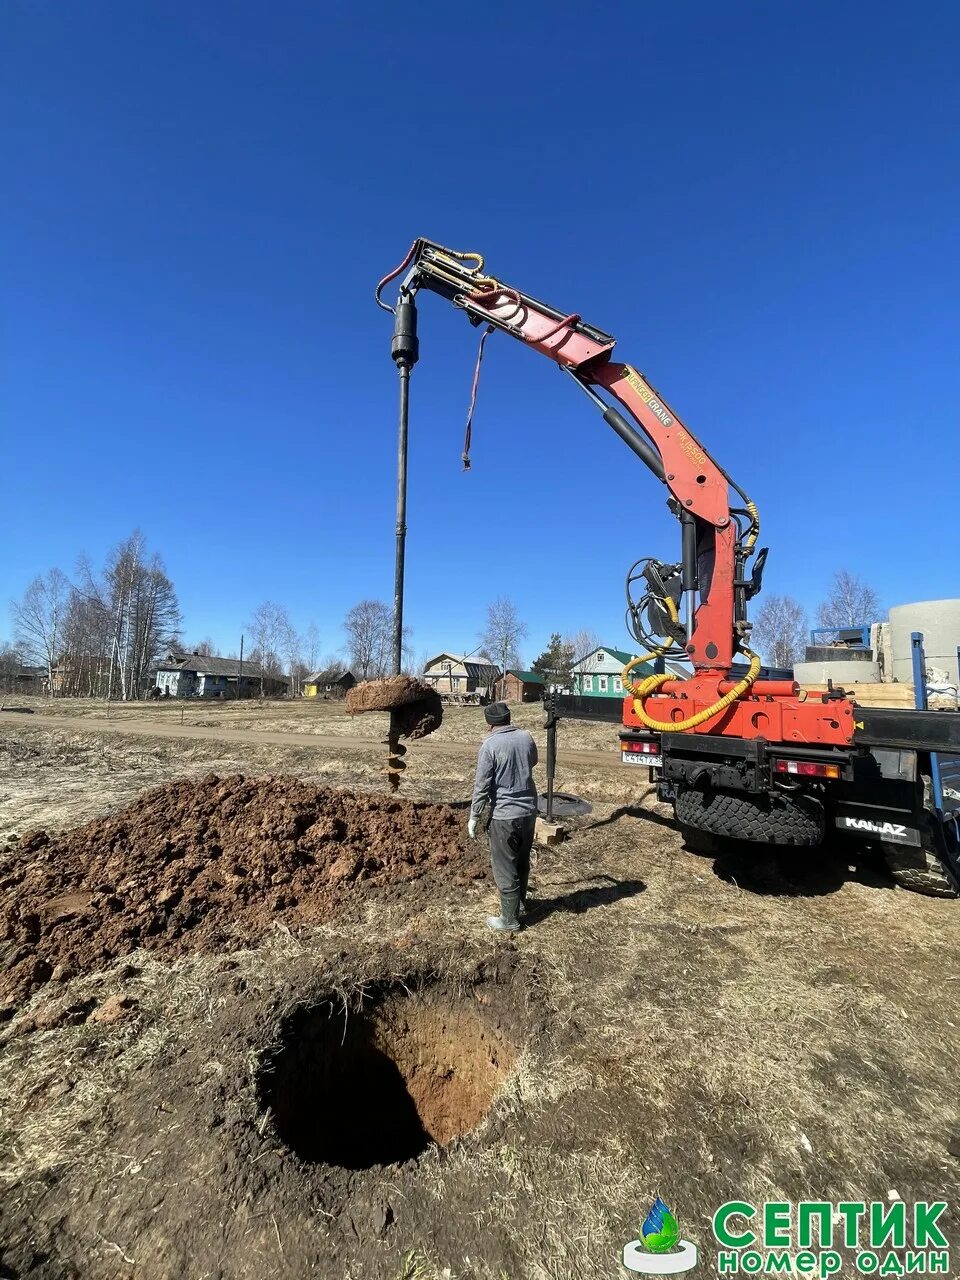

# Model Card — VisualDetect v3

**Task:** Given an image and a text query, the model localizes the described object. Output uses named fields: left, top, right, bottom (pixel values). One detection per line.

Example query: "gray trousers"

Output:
left=489, top=814, right=536, bottom=899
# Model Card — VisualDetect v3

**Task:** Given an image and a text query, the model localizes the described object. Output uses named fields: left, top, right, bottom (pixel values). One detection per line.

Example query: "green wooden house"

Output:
left=570, top=646, right=653, bottom=698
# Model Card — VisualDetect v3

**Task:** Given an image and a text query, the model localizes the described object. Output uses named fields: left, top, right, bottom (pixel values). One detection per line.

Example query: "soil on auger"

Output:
left=0, top=774, right=483, bottom=1012
left=345, top=675, right=443, bottom=739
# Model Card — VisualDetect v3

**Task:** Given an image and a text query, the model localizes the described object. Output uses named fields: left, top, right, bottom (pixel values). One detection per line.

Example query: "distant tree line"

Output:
left=7, top=552, right=879, bottom=701
left=751, top=569, right=881, bottom=668
left=8, top=530, right=181, bottom=699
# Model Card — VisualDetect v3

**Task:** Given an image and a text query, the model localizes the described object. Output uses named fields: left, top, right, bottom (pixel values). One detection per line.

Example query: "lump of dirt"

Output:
left=345, top=676, right=443, bottom=740
left=258, top=983, right=516, bottom=1169
left=0, top=775, right=483, bottom=1011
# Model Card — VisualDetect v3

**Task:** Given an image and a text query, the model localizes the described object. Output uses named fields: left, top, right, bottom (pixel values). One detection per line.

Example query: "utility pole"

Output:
left=238, top=634, right=244, bottom=700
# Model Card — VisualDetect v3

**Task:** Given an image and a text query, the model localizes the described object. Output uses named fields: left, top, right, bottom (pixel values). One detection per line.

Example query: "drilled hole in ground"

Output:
left=258, top=984, right=516, bottom=1170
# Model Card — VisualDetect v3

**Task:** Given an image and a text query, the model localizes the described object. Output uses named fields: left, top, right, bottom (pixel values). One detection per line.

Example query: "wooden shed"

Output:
left=502, top=669, right=546, bottom=704
left=303, top=667, right=356, bottom=699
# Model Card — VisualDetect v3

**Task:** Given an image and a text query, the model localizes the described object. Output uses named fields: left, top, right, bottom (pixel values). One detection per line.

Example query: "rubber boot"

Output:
left=519, top=861, right=530, bottom=917
left=487, top=890, right=522, bottom=932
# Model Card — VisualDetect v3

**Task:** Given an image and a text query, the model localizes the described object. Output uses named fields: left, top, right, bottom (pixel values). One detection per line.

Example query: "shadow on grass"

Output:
left=706, top=840, right=897, bottom=898
left=584, top=803, right=675, bottom=832
left=581, top=801, right=898, bottom=899
left=530, top=875, right=647, bottom=922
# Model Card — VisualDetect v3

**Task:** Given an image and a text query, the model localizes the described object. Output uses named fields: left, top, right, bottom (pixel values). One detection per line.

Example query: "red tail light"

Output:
left=774, top=759, right=840, bottom=780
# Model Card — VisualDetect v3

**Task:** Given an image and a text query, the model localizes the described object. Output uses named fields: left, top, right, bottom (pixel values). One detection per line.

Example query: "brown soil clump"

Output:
left=345, top=676, right=443, bottom=739
left=0, top=774, right=481, bottom=1011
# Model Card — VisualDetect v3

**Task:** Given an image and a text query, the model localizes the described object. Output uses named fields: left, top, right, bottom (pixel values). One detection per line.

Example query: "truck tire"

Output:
left=881, top=779, right=957, bottom=897
left=880, top=842, right=958, bottom=898
left=675, top=786, right=824, bottom=846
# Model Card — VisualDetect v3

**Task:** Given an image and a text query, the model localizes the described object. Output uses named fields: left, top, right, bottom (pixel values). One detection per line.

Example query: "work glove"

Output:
left=467, top=815, right=478, bottom=840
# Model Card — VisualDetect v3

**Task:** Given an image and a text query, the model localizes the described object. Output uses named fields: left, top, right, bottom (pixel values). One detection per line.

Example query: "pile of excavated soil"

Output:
left=0, top=774, right=482, bottom=1011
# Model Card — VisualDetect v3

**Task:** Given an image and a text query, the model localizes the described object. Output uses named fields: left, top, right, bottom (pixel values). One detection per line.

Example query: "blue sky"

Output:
left=3, top=1, right=958, bottom=666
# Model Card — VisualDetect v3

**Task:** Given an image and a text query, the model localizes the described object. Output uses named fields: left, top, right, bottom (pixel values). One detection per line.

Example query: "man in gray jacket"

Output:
left=467, top=702, right=539, bottom=932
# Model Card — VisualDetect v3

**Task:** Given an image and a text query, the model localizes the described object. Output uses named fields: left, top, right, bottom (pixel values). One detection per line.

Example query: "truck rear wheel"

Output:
left=675, top=786, right=824, bottom=846
left=881, top=842, right=957, bottom=898
left=882, top=776, right=959, bottom=898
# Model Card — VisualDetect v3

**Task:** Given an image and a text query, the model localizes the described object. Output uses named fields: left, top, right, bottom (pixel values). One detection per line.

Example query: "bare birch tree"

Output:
left=282, top=619, right=309, bottom=697
left=246, top=601, right=289, bottom=696
left=343, top=599, right=393, bottom=680
left=563, top=627, right=601, bottom=666
left=817, top=570, right=881, bottom=632
left=751, top=594, right=808, bottom=668
left=102, top=534, right=180, bottom=699
left=304, top=622, right=321, bottom=673
left=11, top=533, right=180, bottom=699
left=11, top=568, right=70, bottom=695
left=480, top=597, right=527, bottom=699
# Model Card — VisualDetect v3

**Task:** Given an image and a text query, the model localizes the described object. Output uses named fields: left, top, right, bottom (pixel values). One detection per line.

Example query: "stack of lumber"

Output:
left=800, top=682, right=958, bottom=710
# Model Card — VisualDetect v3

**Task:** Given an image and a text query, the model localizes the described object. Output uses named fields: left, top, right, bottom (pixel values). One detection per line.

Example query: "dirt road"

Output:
left=0, top=709, right=626, bottom=772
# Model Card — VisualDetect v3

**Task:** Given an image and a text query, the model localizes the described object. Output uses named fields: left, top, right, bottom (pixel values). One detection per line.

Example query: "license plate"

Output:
left=622, top=752, right=662, bottom=768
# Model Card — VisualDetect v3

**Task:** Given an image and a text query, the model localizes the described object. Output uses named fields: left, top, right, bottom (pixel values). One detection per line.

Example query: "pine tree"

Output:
left=531, top=633, right=574, bottom=688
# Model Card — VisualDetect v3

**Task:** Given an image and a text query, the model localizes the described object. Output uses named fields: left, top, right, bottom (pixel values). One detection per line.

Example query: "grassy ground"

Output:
left=1, top=709, right=959, bottom=1279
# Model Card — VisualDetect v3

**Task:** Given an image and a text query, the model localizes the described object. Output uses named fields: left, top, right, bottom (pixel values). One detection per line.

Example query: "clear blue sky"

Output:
left=3, top=1, right=958, bottom=666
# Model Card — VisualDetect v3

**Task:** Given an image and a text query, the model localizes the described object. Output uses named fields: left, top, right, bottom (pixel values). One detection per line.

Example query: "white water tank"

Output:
left=888, top=599, right=960, bottom=685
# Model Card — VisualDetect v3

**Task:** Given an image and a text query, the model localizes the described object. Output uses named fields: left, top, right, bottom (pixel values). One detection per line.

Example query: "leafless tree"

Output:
left=343, top=599, right=393, bottom=680
left=101, top=533, right=181, bottom=700
left=0, top=642, right=25, bottom=694
left=480, top=597, right=527, bottom=699
left=751, top=594, right=808, bottom=668
left=281, top=620, right=311, bottom=697
left=11, top=568, right=70, bottom=695
left=817, top=570, right=881, bottom=632
left=304, top=621, right=321, bottom=673
left=191, top=637, right=218, bottom=657
left=563, top=627, right=601, bottom=666
left=246, top=601, right=289, bottom=695
left=10, top=534, right=180, bottom=701
left=317, top=651, right=345, bottom=676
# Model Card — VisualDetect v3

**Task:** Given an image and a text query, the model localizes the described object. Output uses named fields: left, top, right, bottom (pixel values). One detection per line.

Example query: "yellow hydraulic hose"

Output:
left=622, top=645, right=763, bottom=733
left=621, top=492, right=763, bottom=731
left=743, top=500, right=760, bottom=550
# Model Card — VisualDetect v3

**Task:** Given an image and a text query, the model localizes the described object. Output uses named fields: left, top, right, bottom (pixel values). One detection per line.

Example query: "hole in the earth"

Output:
left=258, top=985, right=515, bottom=1169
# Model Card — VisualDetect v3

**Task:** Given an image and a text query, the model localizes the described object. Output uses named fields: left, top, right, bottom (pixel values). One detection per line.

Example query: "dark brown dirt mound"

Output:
left=0, top=774, right=482, bottom=1011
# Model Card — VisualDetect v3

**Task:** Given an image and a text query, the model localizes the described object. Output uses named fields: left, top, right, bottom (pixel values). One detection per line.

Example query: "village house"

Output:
left=303, top=667, right=356, bottom=699
left=569, top=646, right=653, bottom=698
left=154, top=653, right=289, bottom=699
left=422, top=653, right=500, bottom=699
left=502, top=669, right=545, bottom=703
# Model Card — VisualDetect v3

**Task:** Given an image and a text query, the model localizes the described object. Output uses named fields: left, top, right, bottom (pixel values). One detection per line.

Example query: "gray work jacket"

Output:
left=470, top=725, right=539, bottom=820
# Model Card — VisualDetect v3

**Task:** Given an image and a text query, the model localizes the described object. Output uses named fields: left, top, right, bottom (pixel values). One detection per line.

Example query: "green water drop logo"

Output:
left=640, top=1197, right=681, bottom=1254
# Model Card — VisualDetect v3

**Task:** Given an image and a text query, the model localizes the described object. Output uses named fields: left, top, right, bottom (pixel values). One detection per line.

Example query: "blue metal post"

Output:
left=912, top=631, right=944, bottom=812
left=911, top=632, right=928, bottom=710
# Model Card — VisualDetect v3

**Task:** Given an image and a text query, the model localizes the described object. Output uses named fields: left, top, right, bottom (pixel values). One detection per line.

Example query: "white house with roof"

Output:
left=154, top=653, right=289, bottom=699
left=570, top=646, right=653, bottom=698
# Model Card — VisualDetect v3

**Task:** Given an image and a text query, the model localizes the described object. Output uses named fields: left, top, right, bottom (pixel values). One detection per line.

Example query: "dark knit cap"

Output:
left=484, top=701, right=511, bottom=726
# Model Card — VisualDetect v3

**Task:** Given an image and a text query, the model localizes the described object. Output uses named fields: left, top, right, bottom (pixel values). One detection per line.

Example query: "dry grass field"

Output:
left=1, top=700, right=959, bottom=1279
